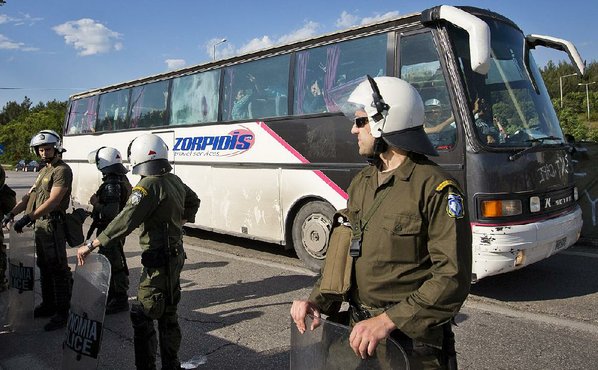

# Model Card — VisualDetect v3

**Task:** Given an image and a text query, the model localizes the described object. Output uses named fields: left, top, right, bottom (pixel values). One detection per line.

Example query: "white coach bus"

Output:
left=63, top=5, right=584, bottom=280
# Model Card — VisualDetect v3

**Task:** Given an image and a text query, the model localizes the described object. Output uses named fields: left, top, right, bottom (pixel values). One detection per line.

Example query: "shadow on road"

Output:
left=471, top=250, right=598, bottom=301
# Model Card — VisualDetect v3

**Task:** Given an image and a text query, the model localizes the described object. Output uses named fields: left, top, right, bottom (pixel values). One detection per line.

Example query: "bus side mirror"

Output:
left=421, top=5, right=491, bottom=75
left=526, top=34, right=586, bottom=77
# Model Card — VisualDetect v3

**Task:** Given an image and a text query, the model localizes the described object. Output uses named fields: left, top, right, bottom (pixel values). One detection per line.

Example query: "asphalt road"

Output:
left=1, top=171, right=597, bottom=369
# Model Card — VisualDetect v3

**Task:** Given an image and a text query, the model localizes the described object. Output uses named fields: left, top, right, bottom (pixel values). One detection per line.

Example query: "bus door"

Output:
left=151, top=130, right=176, bottom=174
left=397, top=30, right=466, bottom=187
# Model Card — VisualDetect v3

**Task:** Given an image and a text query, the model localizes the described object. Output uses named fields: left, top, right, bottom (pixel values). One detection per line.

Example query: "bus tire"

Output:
left=291, top=200, right=335, bottom=272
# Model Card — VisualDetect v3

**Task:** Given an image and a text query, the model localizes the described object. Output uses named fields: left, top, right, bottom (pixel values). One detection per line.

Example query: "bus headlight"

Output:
left=481, top=199, right=522, bottom=218
left=530, top=196, right=541, bottom=213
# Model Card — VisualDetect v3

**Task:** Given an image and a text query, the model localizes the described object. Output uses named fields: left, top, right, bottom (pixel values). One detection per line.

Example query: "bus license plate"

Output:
left=555, top=237, right=567, bottom=251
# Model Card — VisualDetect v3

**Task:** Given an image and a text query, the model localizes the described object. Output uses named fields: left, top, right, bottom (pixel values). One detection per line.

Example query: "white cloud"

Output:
left=53, top=18, right=122, bottom=56
left=165, top=59, right=186, bottom=70
left=238, top=35, right=273, bottom=54
left=360, top=11, right=400, bottom=25
left=0, top=13, right=42, bottom=26
left=336, top=11, right=359, bottom=28
left=0, top=33, right=37, bottom=51
left=0, top=34, right=22, bottom=49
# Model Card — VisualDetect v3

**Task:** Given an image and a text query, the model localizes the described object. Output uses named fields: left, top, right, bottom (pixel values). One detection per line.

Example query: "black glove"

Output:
left=13, top=214, right=33, bottom=233
left=2, top=212, right=14, bottom=228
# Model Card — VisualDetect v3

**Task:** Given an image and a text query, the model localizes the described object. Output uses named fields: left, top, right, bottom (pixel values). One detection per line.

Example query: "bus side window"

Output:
left=399, top=32, right=456, bottom=150
left=130, top=80, right=169, bottom=128
left=223, top=55, right=290, bottom=121
left=66, top=96, right=98, bottom=135
left=293, top=34, right=387, bottom=116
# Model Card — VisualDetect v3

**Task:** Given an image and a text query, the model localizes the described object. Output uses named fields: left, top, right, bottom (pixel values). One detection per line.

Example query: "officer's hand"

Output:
left=2, top=212, right=14, bottom=229
left=77, top=245, right=92, bottom=266
left=89, top=194, right=98, bottom=206
left=13, top=214, right=33, bottom=233
left=349, top=313, right=396, bottom=359
left=290, top=300, right=321, bottom=334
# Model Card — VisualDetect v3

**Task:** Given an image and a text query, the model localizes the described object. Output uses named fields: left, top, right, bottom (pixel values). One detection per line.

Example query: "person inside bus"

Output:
left=291, top=76, right=471, bottom=369
left=423, top=98, right=456, bottom=149
left=473, top=97, right=506, bottom=144
left=231, top=88, right=253, bottom=120
left=303, top=78, right=327, bottom=113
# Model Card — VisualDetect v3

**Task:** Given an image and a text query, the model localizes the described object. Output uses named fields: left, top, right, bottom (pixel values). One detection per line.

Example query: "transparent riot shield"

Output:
left=290, top=315, right=409, bottom=370
left=5, top=228, right=36, bottom=332
left=62, top=253, right=111, bottom=370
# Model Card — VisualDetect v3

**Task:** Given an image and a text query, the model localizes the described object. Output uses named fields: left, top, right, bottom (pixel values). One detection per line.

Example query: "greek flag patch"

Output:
left=129, top=186, right=147, bottom=206
left=446, top=192, right=464, bottom=218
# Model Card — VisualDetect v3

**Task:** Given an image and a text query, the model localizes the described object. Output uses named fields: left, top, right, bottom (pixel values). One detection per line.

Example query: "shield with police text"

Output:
left=290, top=315, right=409, bottom=369
left=62, top=253, right=111, bottom=370
left=4, top=228, right=35, bottom=332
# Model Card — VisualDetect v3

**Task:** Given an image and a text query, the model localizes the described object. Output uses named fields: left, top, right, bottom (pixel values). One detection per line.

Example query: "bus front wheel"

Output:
left=291, top=200, right=335, bottom=272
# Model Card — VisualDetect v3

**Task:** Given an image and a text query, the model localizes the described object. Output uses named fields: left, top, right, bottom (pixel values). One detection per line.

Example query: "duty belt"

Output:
left=349, top=301, right=394, bottom=323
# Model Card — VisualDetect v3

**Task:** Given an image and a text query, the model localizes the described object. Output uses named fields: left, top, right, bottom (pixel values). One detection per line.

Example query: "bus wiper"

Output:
left=508, top=136, right=563, bottom=161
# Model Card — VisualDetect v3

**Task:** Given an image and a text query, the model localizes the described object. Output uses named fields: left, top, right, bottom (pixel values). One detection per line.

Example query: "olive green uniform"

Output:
left=29, top=157, right=73, bottom=317
left=97, top=172, right=199, bottom=370
left=310, top=153, right=471, bottom=369
left=0, top=167, right=17, bottom=291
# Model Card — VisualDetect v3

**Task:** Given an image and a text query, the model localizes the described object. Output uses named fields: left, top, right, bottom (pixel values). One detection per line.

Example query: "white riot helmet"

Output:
left=127, top=134, right=172, bottom=176
left=87, top=146, right=128, bottom=174
left=30, top=129, right=65, bottom=156
left=346, top=76, right=437, bottom=156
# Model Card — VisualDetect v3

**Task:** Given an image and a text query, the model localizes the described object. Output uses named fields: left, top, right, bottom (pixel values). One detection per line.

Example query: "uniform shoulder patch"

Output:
left=129, top=186, right=148, bottom=205
left=435, top=179, right=460, bottom=193
left=131, top=186, right=148, bottom=196
left=446, top=192, right=464, bottom=218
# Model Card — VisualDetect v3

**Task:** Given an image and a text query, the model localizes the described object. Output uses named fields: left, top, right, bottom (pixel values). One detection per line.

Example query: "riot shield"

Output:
left=5, top=228, right=36, bottom=332
left=290, top=315, right=409, bottom=370
left=62, top=253, right=111, bottom=370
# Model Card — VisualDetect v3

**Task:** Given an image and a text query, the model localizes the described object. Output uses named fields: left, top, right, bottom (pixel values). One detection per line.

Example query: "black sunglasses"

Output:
left=354, top=116, right=369, bottom=128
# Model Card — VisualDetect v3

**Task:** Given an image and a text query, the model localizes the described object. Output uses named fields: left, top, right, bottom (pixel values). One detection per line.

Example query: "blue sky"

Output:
left=1, top=0, right=596, bottom=109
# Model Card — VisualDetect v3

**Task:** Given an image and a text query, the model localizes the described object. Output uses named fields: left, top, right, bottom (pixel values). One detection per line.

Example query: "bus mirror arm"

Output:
left=421, top=5, right=491, bottom=75
left=526, top=34, right=586, bottom=77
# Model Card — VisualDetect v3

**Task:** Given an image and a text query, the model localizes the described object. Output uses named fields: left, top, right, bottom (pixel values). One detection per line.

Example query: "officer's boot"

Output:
left=131, top=302, right=158, bottom=370
left=158, top=310, right=182, bottom=370
left=44, top=275, right=71, bottom=331
left=34, top=273, right=56, bottom=318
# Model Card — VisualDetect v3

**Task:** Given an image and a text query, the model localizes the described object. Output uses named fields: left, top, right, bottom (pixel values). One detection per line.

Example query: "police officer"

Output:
left=77, top=134, right=200, bottom=370
left=3, top=130, right=73, bottom=331
left=87, top=146, right=132, bottom=314
left=291, top=77, right=471, bottom=369
left=0, top=166, right=17, bottom=292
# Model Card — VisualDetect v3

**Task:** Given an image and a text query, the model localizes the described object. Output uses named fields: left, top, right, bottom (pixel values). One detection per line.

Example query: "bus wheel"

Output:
left=291, top=201, right=335, bottom=272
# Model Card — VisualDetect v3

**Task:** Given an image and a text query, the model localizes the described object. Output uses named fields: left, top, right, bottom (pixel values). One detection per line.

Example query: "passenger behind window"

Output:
left=473, top=97, right=506, bottom=145
left=303, top=78, right=326, bottom=113
left=232, top=88, right=253, bottom=120
left=423, top=98, right=456, bottom=149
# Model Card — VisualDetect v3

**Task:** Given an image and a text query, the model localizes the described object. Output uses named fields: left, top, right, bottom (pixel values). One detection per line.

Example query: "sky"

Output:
left=1, top=0, right=596, bottom=109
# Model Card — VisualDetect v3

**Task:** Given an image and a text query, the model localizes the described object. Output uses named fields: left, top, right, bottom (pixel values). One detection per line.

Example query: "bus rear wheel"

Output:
left=291, top=200, right=335, bottom=272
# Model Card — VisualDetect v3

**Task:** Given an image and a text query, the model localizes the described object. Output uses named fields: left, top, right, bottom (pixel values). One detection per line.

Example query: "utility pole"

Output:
left=578, top=82, right=596, bottom=120
left=560, top=72, right=577, bottom=108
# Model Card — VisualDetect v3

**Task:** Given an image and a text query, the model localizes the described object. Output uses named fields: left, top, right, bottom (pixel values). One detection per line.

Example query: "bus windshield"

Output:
left=449, top=17, right=564, bottom=148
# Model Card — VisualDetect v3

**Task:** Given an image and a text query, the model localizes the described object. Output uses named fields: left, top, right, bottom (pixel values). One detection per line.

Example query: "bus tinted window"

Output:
left=65, top=96, right=98, bottom=135
left=222, top=54, right=290, bottom=121
left=400, top=32, right=456, bottom=150
left=170, top=70, right=220, bottom=126
left=294, top=34, right=387, bottom=115
left=97, top=89, right=130, bottom=132
left=130, top=80, right=170, bottom=128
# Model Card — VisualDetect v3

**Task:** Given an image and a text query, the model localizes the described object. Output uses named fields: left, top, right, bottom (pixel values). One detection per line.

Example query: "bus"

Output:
left=63, top=5, right=585, bottom=281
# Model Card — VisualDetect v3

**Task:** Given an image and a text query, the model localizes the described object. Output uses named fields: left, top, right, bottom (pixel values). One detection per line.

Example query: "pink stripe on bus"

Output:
left=257, top=121, right=349, bottom=200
